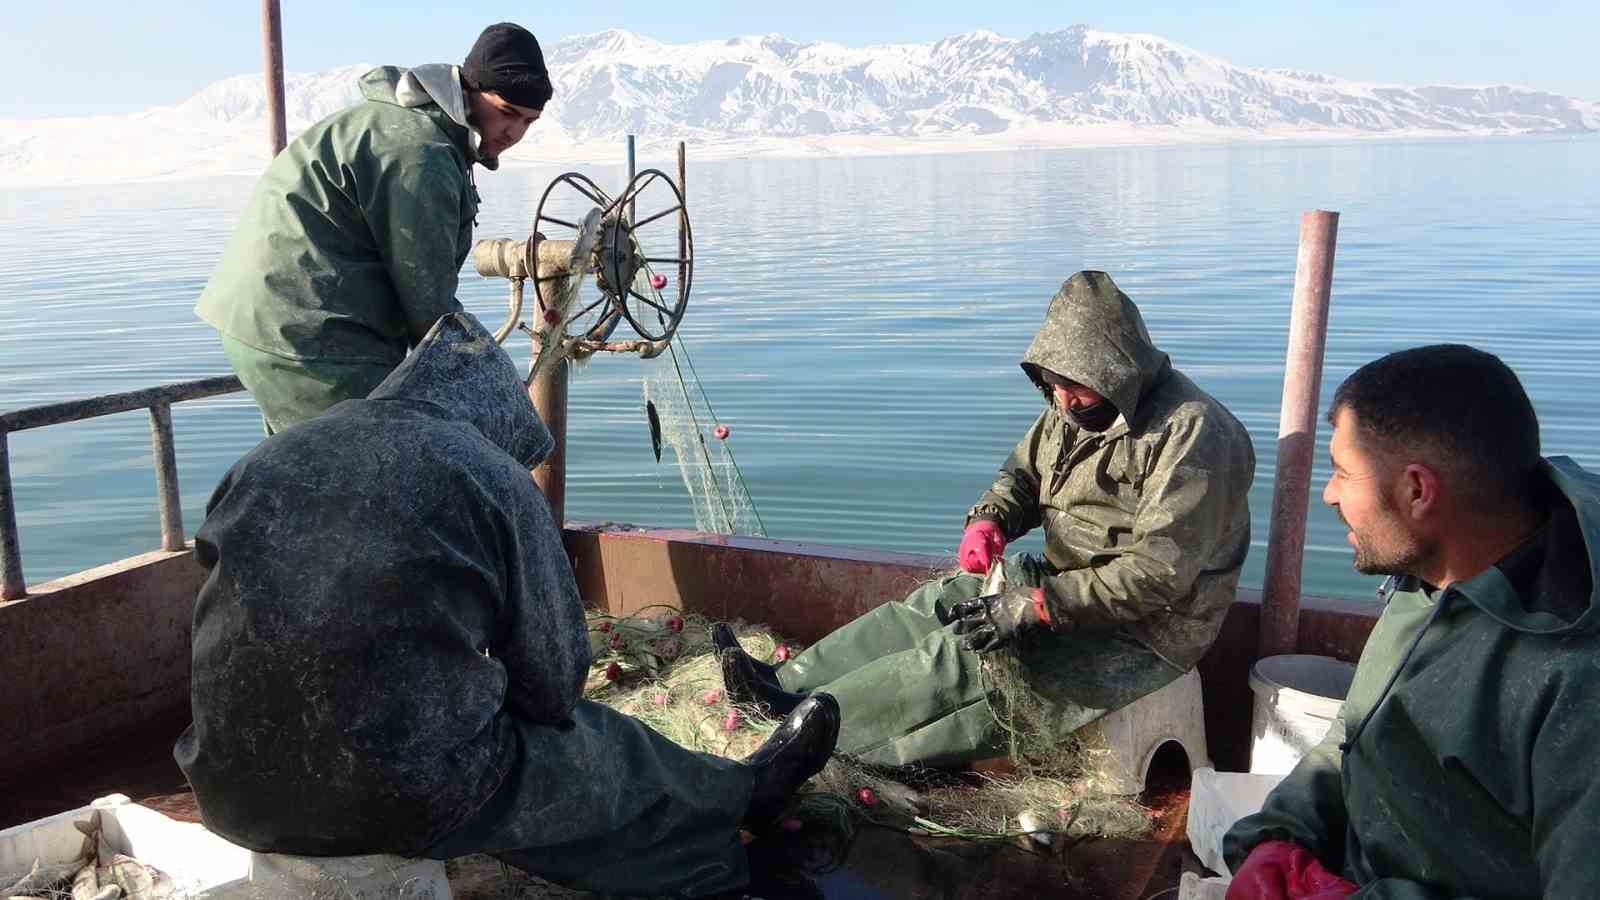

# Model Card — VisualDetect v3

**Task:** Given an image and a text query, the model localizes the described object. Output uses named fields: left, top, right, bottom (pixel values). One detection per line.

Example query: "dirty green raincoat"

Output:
left=180, top=313, right=753, bottom=897
left=779, top=272, right=1256, bottom=766
left=195, top=65, right=480, bottom=431
left=1225, top=457, right=1600, bottom=899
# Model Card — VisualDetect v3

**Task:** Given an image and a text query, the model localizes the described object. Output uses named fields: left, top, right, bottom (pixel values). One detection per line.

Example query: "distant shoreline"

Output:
left=3, top=127, right=1594, bottom=191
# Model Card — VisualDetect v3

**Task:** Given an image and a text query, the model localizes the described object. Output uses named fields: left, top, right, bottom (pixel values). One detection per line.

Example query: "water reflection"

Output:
left=1, top=135, right=1596, bottom=597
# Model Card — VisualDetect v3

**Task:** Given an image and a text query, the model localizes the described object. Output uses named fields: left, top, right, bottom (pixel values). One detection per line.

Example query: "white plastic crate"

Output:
left=0, top=793, right=249, bottom=895
left=1, top=794, right=450, bottom=898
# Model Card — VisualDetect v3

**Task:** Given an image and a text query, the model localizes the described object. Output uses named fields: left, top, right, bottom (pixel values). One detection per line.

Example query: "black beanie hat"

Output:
left=462, top=23, right=553, bottom=111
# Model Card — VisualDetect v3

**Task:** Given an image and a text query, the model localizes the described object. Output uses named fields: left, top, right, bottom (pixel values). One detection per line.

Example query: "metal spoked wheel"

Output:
left=533, top=173, right=620, bottom=342
left=612, top=168, right=693, bottom=342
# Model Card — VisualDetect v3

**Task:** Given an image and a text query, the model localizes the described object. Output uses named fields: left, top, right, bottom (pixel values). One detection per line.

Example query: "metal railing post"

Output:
left=0, top=430, right=24, bottom=600
left=149, top=402, right=186, bottom=551
left=0, top=375, right=243, bottom=594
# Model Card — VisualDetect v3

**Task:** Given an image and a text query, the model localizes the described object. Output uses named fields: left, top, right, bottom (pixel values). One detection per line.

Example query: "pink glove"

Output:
left=958, top=520, right=1007, bottom=574
left=1227, top=840, right=1357, bottom=900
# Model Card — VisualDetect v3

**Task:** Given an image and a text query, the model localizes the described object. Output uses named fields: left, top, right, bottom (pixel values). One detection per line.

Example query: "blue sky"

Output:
left=4, top=0, right=1596, bottom=118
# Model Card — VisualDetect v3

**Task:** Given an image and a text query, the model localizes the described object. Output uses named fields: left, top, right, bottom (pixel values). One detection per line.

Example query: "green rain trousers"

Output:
left=221, top=335, right=399, bottom=433
left=425, top=700, right=754, bottom=898
left=779, top=554, right=1184, bottom=768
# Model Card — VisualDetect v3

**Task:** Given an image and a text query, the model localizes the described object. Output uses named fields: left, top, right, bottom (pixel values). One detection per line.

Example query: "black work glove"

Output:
left=949, top=588, right=1048, bottom=652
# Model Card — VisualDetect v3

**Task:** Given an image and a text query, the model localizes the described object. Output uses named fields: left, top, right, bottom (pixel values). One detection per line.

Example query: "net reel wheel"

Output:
left=611, top=168, right=693, bottom=343
left=532, top=172, right=621, bottom=343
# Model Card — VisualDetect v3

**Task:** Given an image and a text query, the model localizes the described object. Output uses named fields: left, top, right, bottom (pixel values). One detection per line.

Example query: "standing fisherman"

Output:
left=197, top=23, right=550, bottom=432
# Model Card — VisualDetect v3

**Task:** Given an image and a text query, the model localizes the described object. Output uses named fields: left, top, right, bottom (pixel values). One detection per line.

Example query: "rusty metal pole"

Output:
left=529, top=353, right=569, bottom=526
left=1259, top=210, right=1340, bottom=657
left=262, top=0, right=287, bottom=156
left=527, top=240, right=571, bottom=524
left=0, top=430, right=24, bottom=600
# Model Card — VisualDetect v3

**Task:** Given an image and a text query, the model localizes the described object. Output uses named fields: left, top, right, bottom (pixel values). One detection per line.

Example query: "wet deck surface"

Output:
left=1, top=727, right=1197, bottom=900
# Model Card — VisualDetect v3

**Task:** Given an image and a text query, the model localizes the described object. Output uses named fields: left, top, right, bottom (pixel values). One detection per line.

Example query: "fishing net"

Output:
left=639, top=345, right=765, bottom=537
left=583, top=607, right=1153, bottom=849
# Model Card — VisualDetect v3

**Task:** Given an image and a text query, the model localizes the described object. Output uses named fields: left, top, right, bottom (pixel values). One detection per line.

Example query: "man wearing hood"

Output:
left=196, top=23, right=550, bottom=432
left=176, top=312, right=841, bottom=897
left=718, top=271, right=1256, bottom=766
left=1224, top=345, right=1600, bottom=899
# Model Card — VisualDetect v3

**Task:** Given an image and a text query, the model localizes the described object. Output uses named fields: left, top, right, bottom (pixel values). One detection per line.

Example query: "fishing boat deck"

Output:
left=0, top=721, right=1200, bottom=899
left=2, top=526, right=1379, bottom=898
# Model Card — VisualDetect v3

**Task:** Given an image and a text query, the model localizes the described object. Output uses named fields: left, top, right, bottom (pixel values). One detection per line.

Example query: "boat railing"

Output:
left=0, top=375, right=243, bottom=600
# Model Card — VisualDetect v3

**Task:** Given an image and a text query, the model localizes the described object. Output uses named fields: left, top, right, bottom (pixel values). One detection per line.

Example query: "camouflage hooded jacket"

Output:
left=968, top=271, right=1256, bottom=670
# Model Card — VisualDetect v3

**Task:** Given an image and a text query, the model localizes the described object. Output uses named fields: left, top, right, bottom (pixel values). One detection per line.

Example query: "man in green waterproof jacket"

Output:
left=717, top=270, right=1256, bottom=767
left=195, top=23, right=551, bottom=432
left=1224, top=345, right=1600, bottom=900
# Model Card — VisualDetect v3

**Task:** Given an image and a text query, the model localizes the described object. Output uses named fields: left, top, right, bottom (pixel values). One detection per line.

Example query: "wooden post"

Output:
left=1259, top=210, right=1340, bottom=657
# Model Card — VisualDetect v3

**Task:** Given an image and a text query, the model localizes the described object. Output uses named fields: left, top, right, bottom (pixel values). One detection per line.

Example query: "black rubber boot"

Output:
left=743, top=693, right=841, bottom=828
left=721, top=648, right=807, bottom=716
left=712, top=622, right=780, bottom=680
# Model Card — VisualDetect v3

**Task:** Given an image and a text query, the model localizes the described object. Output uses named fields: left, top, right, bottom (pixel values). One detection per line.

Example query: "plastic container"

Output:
left=1247, top=654, right=1357, bottom=775
left=0, top=794, right=248, bottom=895
left=1, top=794, right=450, bottom=899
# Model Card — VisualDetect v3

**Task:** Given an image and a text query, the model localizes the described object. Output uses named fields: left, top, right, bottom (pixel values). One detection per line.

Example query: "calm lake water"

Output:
left=2, top=135, right=1597, bottom=600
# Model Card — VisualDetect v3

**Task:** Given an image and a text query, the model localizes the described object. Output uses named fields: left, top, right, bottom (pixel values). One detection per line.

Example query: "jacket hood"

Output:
left=1020, top=271, right=1171, bottom=424
left=1453, top=456, right=1600, bottom=635
left=367, top=312, right=552, bottom=467
left=360, top=64, right=494, bottom=168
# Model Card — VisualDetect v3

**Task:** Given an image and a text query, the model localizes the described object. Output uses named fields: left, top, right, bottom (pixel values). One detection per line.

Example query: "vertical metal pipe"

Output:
left=1259, top=210, right=1340, bottom=657
left=262, top=0, right=287, bottom=156
left=529, top=359, right=569, bottom=527
left=677, top=141, right=687, bottom=309
left=626, top=133, right=637, bottom=223
left=148, top=402, right=186, bottom=552
left=0, top=430, right=25, bottom=601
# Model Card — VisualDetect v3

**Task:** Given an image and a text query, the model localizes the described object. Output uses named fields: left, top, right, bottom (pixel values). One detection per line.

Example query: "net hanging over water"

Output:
left=639, top=334, right=766, bottom=537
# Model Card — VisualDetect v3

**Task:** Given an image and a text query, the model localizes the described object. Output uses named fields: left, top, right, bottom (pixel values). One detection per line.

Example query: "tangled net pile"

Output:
left=584, top=606, right=1154, bottom=848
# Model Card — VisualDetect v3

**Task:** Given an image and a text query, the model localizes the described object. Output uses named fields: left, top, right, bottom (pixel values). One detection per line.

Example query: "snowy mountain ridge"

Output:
left=3, top=26, right=1594, bottom=187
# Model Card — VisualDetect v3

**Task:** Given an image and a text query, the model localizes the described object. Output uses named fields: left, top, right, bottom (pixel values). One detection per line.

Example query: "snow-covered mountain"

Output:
left=3, top=26, right=1594, bottom=187
left=539, top=27, right=1596, bottom=139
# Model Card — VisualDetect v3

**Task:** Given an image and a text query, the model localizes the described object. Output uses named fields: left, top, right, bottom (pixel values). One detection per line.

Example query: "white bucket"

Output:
left=1247, top=654, right=1357, bottom=775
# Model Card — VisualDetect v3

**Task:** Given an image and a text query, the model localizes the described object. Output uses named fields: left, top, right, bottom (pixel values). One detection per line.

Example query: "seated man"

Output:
left=1224, top=345, right=1600, bottom=899
left=718, top=271, right=1255, bottom=767
left=176, top=312, right=839, bottom=899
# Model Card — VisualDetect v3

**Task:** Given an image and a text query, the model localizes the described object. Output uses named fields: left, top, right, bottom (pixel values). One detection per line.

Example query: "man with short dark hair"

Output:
left=718, top=271, right=1256, bottom=767
left=1224, top=344, right=1600, bottom=899
left=197, top=23, right=553, bottom=432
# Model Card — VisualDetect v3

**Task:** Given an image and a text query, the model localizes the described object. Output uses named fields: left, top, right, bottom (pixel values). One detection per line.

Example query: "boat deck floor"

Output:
left=1, top=722, right=1200, bottom=899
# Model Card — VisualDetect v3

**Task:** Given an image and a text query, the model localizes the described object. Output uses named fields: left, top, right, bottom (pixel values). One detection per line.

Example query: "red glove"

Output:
left=1227, top=840, right=1357, bottom=900
left=958, top=520, right=1007, bottom=574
